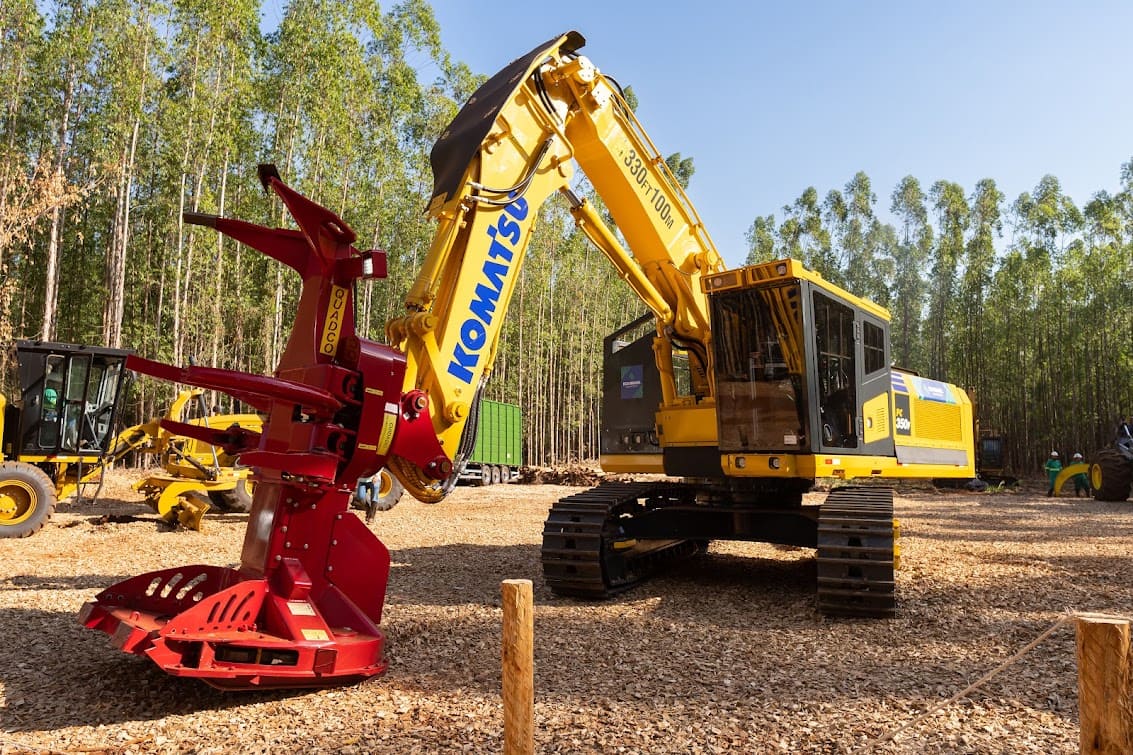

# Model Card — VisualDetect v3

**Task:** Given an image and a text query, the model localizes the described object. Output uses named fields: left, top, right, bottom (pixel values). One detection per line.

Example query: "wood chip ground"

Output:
left=2, top=472, right=1131, bottom=753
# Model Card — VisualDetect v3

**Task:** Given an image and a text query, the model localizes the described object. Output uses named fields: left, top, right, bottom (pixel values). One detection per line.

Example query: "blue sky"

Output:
left=418, top=1, right=1132, bottom=267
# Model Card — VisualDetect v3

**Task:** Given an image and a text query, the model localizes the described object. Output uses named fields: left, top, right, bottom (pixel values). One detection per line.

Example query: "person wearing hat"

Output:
left=1070, top=452, right=1091, bottom=498
left=1044, top=451, right=1062, bottom=497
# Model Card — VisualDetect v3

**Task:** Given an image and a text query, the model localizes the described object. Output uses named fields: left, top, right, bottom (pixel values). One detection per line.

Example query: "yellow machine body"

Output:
left=129, top=389, right=262, bottom=528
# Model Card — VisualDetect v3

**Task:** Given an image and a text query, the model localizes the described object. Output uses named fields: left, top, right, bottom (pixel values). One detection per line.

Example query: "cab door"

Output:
left=856, top=316, right=895, bottom=457
left=808, top=288, right=893, bottom=457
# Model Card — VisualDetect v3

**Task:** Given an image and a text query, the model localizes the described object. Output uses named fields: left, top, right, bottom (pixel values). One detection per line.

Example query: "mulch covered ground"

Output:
left=2, top=472, right=1131, bottom=754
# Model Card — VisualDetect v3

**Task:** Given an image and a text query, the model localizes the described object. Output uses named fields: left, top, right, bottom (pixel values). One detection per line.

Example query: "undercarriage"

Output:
left=542, top=481, right=896, bottom=618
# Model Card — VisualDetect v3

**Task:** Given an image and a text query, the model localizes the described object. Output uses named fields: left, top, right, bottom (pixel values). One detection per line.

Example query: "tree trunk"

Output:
left=41, top=63, right=78, bottom=342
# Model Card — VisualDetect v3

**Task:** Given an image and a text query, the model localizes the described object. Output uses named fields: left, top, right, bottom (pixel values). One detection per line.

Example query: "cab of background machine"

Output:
left=704, top=259, right=895, bottom=459
left=13, top=341, right=133, bottom=457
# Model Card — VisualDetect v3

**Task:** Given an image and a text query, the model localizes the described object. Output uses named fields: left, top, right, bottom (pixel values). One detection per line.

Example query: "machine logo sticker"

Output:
left=320, top=284, right=349, bottom=357
left=894, top=393, right=912, bottom=435
left=909, top=375, right=956, bottom=404
left=447, top=196, right=528, bottom=384
left=621, top=365, right=644, bottom=399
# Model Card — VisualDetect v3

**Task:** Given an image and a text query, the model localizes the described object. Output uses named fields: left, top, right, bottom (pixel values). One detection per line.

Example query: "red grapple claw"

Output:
left=82, top=167, right=451, bottom=689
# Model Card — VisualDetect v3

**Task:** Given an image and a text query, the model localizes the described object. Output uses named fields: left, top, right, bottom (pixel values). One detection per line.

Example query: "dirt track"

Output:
left=2, top=473, right=1132, bottom=754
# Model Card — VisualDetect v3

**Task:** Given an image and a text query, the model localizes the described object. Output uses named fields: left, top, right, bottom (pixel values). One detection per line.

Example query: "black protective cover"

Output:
left=600, top=315, right=662, bottom=456
left=429, top=31, right=585, bottom=207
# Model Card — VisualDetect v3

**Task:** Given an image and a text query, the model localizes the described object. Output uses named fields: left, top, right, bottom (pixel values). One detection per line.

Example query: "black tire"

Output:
left=500, top=466, right=511, bottom=483
left=1092, top=449, right=1133, bottom=502
left=209, top=476, right=256, bottom=513
left=478, top=466, right=491, bottom=486
left=490, top=465, right=502, bottom=485
left=0, top=461, right=58, bottom=539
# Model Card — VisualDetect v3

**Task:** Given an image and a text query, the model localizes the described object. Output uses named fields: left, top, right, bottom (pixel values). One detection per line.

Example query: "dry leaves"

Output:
left=1, top=473, right=1130, bottom=753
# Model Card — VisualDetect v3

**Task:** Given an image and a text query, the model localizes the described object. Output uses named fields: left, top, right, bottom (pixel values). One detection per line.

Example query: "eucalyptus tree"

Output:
left=84, top=0, right=165, bottom=350
left=861, top=218, right=896, bottom=308
left=33, top=0, right=104, bottom=342
left=348, top=0, right=459, bottom=339
left=1009, top=176, right=1087, bottom=455
left=889, top=176, right=931, bottom=372
left=665, top=152, right=695, bottom=191
left=927, top=180, right=968, bottom=381
left=820, top=187, right=849, bottom=288
left=831, top=171, right=890, bottom=305
left=262, top=0, right=454, bottom=371
left=0, top=0, right=45, bottom=257
left=744, top=213, right=777, bottom=264
left=986, top=248, right=1035, bottom=467
left=0, top=0, right=48, bottom=356
left=952, top=178, right=1003, bottom=402
left=1080, top=162, right=1133, bottom=443
left=152, top=0, right=264, bottom=380
left=778, top=186, right=833, bottom=276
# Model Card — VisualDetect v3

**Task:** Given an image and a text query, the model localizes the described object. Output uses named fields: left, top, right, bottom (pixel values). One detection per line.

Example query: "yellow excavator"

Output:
left=82, top=30, right=976, bottom=690
left=383, top=31, right=975, bottom=617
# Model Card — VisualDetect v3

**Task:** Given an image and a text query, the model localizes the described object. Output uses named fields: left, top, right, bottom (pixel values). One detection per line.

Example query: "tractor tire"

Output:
left=209, top=477, right=256, bottom=513
left=1092, top=449, right=1133, bottom=502
left=369, top=469, right=405, bottom=513
left=350, top=468, right=405, bottom=516
left=0, top=461, right=58, bottom=538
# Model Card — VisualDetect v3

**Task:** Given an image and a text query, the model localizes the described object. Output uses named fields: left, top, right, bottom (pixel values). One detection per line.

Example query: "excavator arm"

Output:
left=82, top=31, right=734, bottom=690
left=387, top=31, right=725, bottom=500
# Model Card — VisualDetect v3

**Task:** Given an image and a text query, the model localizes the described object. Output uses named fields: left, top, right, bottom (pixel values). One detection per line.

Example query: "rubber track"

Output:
left=541, top=481, right=699, bottom=598
left=816, top=486, right=896, bottom=618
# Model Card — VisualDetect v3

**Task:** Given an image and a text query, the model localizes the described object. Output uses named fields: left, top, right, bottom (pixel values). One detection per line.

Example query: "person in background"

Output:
left=1070, top=452, right=1091, bottom=498
left=1044, top=450, right=1062, bottom=497
left=43, top=383, right=59, bottom=419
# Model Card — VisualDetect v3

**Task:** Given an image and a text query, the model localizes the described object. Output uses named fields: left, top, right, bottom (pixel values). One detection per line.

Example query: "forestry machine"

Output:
left=1090, top=437, right=1133, bottom=501
left=0, top=340, right=132, bottom=538
left=81, top=31, right=974, bottom=690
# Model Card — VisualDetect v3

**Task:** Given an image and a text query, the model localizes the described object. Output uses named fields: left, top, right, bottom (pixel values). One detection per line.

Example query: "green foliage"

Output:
left=744, top=214, right=777, bottom=264
left=665, top=152, right=694, bottom=190
left=4, top=3, right=1132, bottom=472
left=746, top=163, right=1133, bottom=474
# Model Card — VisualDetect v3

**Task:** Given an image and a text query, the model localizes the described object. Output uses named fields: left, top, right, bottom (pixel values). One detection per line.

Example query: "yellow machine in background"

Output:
left=0, top=339, right=261, bottom=538
left=380, top=31, right=975, bottom=617
left=0, top=340, right=133, bottom=538
left=127, top=389, right=261, bottom=530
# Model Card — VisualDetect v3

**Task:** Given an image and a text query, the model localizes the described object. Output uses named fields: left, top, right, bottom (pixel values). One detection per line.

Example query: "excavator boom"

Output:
left=387, top=33, right=725, bottom=499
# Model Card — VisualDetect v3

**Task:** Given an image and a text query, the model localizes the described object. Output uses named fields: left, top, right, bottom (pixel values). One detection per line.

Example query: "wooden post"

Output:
left=1076, top=614, right=1132, bottom=754
left=502, top=579, right=534, bottom=755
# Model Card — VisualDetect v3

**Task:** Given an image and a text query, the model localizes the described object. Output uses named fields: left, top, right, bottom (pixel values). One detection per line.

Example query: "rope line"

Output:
left=855, top=611, right=1088, bottom=753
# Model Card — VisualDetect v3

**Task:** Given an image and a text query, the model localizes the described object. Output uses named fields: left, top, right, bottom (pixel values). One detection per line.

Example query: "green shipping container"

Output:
left=470, top=399, right=523, bottom=467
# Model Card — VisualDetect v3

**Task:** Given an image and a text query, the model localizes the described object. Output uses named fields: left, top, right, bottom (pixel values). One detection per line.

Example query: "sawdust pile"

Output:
left=2, top=473, right=1131, bottom=754
left=516, top=464, right=603, bottom=486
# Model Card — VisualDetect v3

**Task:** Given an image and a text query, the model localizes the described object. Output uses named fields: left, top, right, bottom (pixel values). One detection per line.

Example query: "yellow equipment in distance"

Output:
left=127, top=389, right=261, bottom=530
left=383, top=31, right=974, bottom=616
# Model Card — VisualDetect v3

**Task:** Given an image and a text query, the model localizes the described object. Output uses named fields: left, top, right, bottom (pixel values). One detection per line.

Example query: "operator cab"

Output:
left=706, top=259, right=894, bottom=458
left=12, top=341, right=132, bottom=457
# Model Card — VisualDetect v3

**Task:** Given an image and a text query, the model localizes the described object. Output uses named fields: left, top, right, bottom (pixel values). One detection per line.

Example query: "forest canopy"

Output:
left=1, top=0, right=1130, bottom=474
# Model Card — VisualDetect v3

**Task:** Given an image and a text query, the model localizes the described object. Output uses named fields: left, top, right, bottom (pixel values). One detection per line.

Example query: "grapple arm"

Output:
left=81, top=168, right=449, bottom=690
